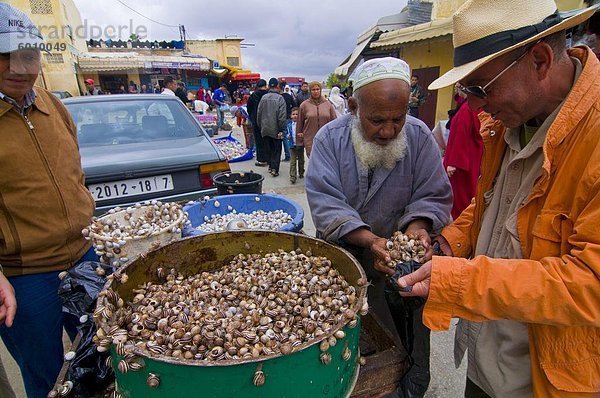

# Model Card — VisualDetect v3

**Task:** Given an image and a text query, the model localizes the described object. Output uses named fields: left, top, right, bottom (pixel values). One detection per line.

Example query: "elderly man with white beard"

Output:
left=306, top=57, right=452, bottom=397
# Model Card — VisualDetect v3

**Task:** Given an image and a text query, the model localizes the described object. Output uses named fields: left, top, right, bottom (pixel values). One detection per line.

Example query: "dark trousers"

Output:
left=263, top=136, right=282, bottom=173
left=289, top=146, right=305, bottom=181
left=465, top=378, right=492, bottom=398
left=0, top=247, right=98, bottom=398
left=391, top=300, right=431, bottom=398
left=251, top=121, right=268, bottom=163
left=379, top=258, right=430, bottom=397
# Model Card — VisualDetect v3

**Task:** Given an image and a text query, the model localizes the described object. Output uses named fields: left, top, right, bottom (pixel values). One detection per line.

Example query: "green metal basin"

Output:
left=98, top=231, right=368, bottom=398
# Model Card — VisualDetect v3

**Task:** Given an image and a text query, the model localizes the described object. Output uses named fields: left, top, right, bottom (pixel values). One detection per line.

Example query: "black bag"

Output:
left=58, top=261, right=116, bottom=397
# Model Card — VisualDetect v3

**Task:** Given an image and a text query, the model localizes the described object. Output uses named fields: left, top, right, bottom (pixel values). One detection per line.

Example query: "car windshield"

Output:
left=66, top=99, right=202, bottom=147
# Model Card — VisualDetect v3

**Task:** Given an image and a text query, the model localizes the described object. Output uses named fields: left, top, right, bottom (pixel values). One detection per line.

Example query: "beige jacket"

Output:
left=0, top=87, right=94, bottom=276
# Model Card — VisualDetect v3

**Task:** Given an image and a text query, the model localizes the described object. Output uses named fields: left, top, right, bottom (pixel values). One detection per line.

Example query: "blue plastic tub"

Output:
left=183, top=193, right=304, bottom=236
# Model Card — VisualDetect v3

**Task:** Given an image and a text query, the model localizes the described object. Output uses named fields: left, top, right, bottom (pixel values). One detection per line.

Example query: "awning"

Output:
left=232, top=72, right=260, bottom=81
left=370, top=17, right=453, bottom=49
left=78, top=53, right=142, bottom=71
left=141, top=55, right=210, bottom=71
left=211, top=67, right=228, bottom=77
left=334, top=37, right=372, bottom=76
left=77, top=52, right=210, bottom=72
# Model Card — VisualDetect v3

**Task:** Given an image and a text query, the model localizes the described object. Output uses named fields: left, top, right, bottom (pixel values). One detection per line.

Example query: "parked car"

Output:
left=62, top=94, right=230, bottom=215
left=52, top=90, right=73, bottom=99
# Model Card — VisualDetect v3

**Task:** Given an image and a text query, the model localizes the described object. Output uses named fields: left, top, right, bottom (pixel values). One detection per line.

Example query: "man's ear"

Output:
left=531, top=42, right=554, bottom=81
left=348, top=96, right=358, bottom=115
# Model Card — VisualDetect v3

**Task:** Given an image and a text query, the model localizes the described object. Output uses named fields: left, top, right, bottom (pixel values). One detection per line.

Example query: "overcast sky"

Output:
left=72, top=0, right=408, bottom=82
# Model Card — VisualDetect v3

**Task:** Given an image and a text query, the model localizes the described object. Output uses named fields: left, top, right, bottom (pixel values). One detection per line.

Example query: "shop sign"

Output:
left=143, top=61, right=208, bottom=71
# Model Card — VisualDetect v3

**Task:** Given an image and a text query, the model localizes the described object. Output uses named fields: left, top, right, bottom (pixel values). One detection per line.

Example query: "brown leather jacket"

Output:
left=0, top=87, right=94, bottom=276
left=424, top=47, right=600, bottom=396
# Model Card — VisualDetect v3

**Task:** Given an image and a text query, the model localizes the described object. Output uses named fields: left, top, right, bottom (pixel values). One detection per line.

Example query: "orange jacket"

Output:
left=424, top=47, right=600, bottom=396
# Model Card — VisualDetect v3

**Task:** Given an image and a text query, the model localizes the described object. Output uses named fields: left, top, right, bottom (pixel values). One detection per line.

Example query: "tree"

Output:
left=129, top=33, right=139, bottom=41
left=325, top=73, right=347, bottom=90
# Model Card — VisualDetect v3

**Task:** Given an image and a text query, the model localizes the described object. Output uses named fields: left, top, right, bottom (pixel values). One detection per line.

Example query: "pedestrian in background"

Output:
left=161, top=76, right=177, bottom=96
left=212, top=83, right=231, bottom=132
left=128, top=80, right=139, bottom=94
left=175, top=82, right=189, bottom=104
left=286, top=107, right=304, bottom=184
left=328, top=85, right=347, bottom=117
left=280, top=81, right=296, bottom=162
left=84, top=79, right=102, bottom=96
left=443, top=85, right=483, bottom=219
left=297, top=81, right=337, bottom=157
left=408, top=75, right=426, bottom=118
left=296, top=81, right=310, bottom=104
left=246, top=79, right=270, bottom=166
left=0, top=4, right=97, bottom=396
left=257, top=78, right=287, bottom=177
left=197, top=85, right=206, bottom=102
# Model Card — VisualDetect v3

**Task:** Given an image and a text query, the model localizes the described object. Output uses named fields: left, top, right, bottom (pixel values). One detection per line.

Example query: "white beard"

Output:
left=350, top=114, right=408, bottom=170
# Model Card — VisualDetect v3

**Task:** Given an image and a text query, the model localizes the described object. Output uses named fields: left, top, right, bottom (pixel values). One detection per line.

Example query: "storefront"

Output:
left=78, top=53, right=212, bottom=94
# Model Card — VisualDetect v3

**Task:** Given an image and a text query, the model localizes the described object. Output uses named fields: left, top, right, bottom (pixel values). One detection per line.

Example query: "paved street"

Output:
left=0, top=119, right=465, bottom=397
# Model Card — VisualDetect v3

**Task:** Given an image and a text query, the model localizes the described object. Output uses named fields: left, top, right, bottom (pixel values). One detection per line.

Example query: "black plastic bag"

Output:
left=58, top=261, right=115, bottom=397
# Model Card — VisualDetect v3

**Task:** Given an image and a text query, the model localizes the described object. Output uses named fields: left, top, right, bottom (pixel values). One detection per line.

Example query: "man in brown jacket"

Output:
left=392, top=1, right=600, bottom=397
left=0, top=4, right=96, bottom=397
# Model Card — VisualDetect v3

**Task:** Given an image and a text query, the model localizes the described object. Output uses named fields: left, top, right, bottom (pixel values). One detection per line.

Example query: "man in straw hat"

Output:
left=0, top=3, right=97, bottom=396
left=306, top=57, right=452, bottom=397
left=394, top=0, right=600, bottom=396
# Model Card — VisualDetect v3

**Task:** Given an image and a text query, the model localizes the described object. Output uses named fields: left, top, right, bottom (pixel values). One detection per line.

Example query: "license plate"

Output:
left=88, top=174, right=174, bottom=202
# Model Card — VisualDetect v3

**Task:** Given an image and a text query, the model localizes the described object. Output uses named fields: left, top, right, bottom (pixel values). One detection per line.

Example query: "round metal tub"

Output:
left=97, top=231, right=367, bottom=398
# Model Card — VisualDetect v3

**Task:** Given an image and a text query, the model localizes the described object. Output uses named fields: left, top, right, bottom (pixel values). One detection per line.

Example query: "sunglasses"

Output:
left=457, top=41, right=539, bottom=99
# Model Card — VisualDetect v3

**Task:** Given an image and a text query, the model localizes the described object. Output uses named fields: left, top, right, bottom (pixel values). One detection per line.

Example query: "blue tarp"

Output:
left=213, top=133, right=253, bottom=163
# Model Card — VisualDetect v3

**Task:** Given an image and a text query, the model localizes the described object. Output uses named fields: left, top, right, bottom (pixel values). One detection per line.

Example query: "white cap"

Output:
left=349, top=57, right=411, bottom=91
left=0, top=3, right=44, bottom=53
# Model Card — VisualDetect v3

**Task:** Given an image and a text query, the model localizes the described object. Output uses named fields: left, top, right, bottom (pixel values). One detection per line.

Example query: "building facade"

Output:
left=9, top=0, right=86, bottom=95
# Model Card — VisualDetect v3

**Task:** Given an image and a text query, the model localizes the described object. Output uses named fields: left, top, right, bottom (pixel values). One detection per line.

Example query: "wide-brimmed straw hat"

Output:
left=429, top=0, right=598, bottom=90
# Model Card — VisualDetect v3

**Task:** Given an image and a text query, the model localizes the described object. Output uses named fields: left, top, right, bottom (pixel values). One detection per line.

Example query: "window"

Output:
left=29, top=0, right=53, bottom=14
left=44, top=53, right=64, bottom=64
left=226, top=57, right=240, bottom=67
left=65, top=99, right=202, bottom=147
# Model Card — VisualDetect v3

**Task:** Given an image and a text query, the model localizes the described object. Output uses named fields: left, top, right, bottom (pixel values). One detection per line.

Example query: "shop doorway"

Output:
left=412, top=66, right=439, bottom=130
left=99, top=74, right=128, bottom=94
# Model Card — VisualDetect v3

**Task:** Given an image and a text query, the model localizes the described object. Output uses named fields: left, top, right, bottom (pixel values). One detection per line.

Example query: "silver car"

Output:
left=63, top=94, right=230, bottom=214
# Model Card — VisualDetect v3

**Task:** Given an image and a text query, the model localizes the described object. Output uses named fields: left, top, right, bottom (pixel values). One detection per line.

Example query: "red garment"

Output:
left=443, top=98, right=483, bottom=219
left=197, top=88, right=205, bottom=102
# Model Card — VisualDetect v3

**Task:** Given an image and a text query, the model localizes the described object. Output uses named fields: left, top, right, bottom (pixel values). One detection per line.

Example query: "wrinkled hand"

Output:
left=397, top=260, right=432, bottom=298
left=446, top=166, right=456, bottom=177
left=405, top=225, right=433, bottom=262
left=277, top=132, right=283, bottom=139
left=370, top=237, right=394, bottom=276
left=0, top=273, right=16, bottom=327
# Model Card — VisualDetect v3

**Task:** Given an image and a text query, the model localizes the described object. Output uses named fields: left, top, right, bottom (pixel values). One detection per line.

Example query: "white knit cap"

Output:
left=349, top=57, right=411, bottom=91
